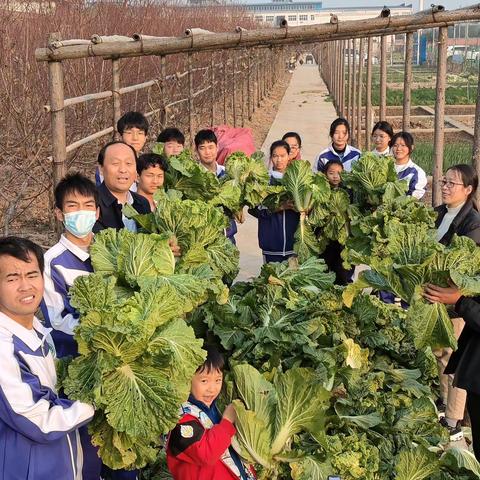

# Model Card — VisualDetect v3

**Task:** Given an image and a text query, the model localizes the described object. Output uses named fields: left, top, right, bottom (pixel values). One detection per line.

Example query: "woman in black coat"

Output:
left=425, top=164, right=480, bottom=458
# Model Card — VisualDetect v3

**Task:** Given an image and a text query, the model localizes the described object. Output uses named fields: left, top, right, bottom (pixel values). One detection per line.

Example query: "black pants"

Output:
left=467, top=391, right=480, bottom=461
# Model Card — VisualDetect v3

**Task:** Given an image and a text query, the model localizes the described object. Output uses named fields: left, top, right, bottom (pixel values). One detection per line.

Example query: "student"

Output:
left=282, top=131, right=302, bottom=161
left=95, top=111, right=149, bottom=188
left=93, top=141, right=151, bottom=234
left=391, top=131, right=427, bottom=200
left=314, top=118, right=361, bottom=173
left=195, top=129, right=237, bottom=244
left=320, top=159, right=353, bottom=285
left=249, top=140, right=299, bottom=263
left=41, top=173, right=139, bottom=480
left=137, top=153, right=168, bottom=211
left=0, top=236, right=94, bottom=480
left=166, top=346, right=256, bottom=480
left=371, top=121, right=394, bottom=156
left=157, top=127, right=185, bottom=158
left=425, top=165, right=480, bottom=443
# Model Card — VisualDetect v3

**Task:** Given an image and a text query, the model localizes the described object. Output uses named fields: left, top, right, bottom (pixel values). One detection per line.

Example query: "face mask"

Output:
left=63, top=210, right=97, bottom=238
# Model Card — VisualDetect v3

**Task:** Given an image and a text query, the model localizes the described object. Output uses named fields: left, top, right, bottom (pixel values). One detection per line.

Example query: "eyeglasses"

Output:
left=439, top=179, right=464, bottom=189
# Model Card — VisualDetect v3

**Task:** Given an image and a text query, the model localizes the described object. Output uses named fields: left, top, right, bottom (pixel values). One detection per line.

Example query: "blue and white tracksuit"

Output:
left=40, top=235, right=138, bottom=480
left=249, top=171, right=300, bottom=263
left=395, top=159, right=427, bottom=200
left=314, top=144, right=361, bottom=173
left=0, top=312, right=94, bottom=480
left=216, top=164, right=238, bottom=244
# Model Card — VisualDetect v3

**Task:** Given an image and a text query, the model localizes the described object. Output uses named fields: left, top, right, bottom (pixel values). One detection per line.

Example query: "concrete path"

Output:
left=235, top=64, right=337, bottom=282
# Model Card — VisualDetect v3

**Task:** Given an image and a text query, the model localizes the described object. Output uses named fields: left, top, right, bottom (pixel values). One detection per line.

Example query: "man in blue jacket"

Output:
left=0, top=236, right=94, bottom=480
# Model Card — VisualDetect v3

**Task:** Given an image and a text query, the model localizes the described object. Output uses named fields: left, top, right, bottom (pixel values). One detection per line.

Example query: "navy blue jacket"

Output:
left=249, top=174, right=299, bottom=258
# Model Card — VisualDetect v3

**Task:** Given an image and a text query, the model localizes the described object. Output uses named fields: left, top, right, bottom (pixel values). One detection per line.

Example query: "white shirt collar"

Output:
left=0, top=312, right=52, bottom=352
left=373, top=147, right=391, bottom=156
left=59, top=234, right=90, bottom=262
left=269, top=169, right=284, bottom=179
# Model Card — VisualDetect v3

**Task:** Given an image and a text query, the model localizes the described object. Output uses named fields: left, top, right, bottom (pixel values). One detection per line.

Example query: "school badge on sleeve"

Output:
left=180, top=425, right=194, bottom=438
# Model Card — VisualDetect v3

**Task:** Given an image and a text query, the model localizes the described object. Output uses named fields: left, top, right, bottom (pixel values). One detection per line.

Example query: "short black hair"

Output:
left=157, top=127, right=185, bottom=145
left=324, top=158, right=344, bottom=173
left=97, top=141, right=138, bottom=166
left=137, top=153, right=169, bottom=175
left=391, top=131, right=414, bottom=155
left=117, top=111, right=149, bottom=135
left=194, top=129, right=217, bottom=148
left=0, top=237, right=44, bottom=274
left=54, top=173, right=98, bottom=210
left=270, top=140, right=290, bottom=157
left=329, top=118, right=351, bottom=139
left=371, top=121, right=394, bottom=140
left=196, top=345, right=225, bottom=374
left=282, top=131, right=302, bottom=148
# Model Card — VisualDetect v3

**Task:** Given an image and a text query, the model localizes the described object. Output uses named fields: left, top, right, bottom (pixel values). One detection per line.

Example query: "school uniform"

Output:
left=394, top=159, right=427, bottom=199
left=216, top=164, right=238, bottom=244
left=249, top=171, right=300, bottom=263
left=0, top=312, right=94, bottom=480
left=314, top=144, right=361, bottom=173
left=167, top=395, right=255, bottom=480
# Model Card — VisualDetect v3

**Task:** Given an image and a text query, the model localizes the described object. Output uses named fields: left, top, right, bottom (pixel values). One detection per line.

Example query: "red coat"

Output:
left=167, top=413, right=241, bottom=480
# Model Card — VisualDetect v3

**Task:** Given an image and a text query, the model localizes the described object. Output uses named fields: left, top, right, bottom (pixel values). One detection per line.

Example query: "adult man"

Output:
left=0, top=236, right=94, bottom=479
left=94, top=141, right=151, bottom=233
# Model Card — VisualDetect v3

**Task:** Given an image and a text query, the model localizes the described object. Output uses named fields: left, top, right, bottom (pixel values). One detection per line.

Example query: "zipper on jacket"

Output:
left=66, top=433, right=77, bottom=479
left=282, top=210, right=286, bottom=255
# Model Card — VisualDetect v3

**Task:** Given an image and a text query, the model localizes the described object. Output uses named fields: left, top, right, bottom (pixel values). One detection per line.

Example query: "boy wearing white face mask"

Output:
left=40, top=173, right=102, bottom=480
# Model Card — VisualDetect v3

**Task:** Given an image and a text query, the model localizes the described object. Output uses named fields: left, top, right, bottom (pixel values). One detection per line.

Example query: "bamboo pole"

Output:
left=37, top=6, right=480, bottom=62
left=188, top=53, right=194, bottom=141
left=223, top=52, right=227, bottom=124
left=366, top=37, right=373, bottom=150
left=340, top=40, right=346, bottom=116
left=247, top=48, right=252, bottom=120
left=112, top=58, right=121, bottom=137
left=160, top=55, right=166, bottom=128
left=211, top=54, right=215, bottom=126
left=432, top=26, right=448, bottom=207
left=403, top=32, right=414, bottom=131
left=347, top=38, right=352, bottom=123
left=473, top=59, right=480, bottom=207
left=380, top=35, right=387, bottom=121
left=241, top=54, right=245, bottom=127
left=336, top=41, right=340, bottom=113
left=357, top=38, right=364, bottom=149
left=256, top=49, right=261, bottom=108
left=352, top=38, right=357, bottom=143
left=232, top=53, right=237, bottom=127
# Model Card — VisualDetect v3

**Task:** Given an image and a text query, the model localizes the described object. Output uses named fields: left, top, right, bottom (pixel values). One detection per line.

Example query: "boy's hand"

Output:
left=223, top=404, right=237, bottom=424
left=423, top=283, right=462, bottom=305
left=168, top=238, right=181, bottom=257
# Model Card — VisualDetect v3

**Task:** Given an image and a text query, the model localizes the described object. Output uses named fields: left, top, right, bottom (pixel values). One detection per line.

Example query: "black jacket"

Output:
left=93, top=182, right=151, bottom=233
left=445, top=296, right=480, bottom=395
left=435, top=200, right=480, bottom=246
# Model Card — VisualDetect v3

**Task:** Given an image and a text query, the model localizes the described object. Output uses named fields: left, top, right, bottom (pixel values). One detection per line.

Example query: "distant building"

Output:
left=241, top=1, right=413, bottom=27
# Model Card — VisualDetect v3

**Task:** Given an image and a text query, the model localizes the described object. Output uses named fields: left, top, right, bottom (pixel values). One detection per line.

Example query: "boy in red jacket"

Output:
left=166, top=347, right=256, bottom=480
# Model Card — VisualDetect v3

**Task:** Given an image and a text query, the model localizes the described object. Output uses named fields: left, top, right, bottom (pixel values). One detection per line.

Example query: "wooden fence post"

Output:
left=211, top=53, right=215, bottom=126
left=232, top=52, right=237, bottom=127
left=352, top=38, right=357, bottom=144
left=432, top=26, right=448, bottom=207
left=247, top=48, right=252, bottom=120
left=380, top=35, right=387, bottom=121
left=357, top=38, right=364, bottom=149
left=366, top=37, right=373, bottom=150
left=473, top=58, right=480, bottom=207
left=159, top=55, right=167, bottom=128
left=112, top=58, right=121, bottom=137
left=340, top=40, right=346, bottom=116
left=223, top=51, right=228, bottom=124
left=403, top=32, right=414, bottom=131
left=347, top=38, right=352, bottom=123
left=187, top=53, right=194, bottom=141
left=241, top=53, right=245, bottom=127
